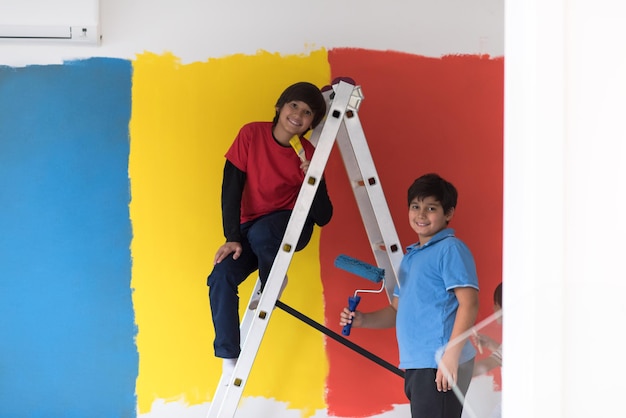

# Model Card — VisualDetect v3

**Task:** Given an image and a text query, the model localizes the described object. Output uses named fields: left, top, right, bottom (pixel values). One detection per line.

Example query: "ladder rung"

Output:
left=372, top=242, right=402, bottom=252
left=351, top=177, right=377, bottom=188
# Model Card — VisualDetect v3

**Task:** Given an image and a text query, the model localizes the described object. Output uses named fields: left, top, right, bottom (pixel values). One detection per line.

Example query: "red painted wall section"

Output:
left=323, top=49, right=504, bottom=416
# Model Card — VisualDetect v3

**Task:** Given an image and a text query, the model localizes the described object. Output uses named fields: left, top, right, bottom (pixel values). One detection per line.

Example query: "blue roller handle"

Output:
left=342, top=295, right=361, bottom=336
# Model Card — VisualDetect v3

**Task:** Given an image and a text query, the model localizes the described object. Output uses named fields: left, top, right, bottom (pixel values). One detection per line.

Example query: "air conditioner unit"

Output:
left=0, top=0, right=101, bottom=45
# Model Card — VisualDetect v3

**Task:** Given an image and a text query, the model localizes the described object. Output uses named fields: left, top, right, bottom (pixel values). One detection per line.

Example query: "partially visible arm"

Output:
left=473, top=351, right=502, bottom=376
left=214, top=160, right=245, bottom=264
left=308, top=177, right=333, bottom=226
left=436, top=287, right=479, bottom=391
left=299, top=140, right=332, bottom=227
left=473, top=333, right=501, bottom=353
left=221, top=160, right=245, bottom=242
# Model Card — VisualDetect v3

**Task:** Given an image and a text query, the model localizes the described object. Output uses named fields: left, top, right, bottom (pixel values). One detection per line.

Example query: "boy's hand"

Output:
left=300, top=159, right=310, bottom=173
left=435, top=352, right=459, bottom=392
left=339, top=307, right=362, bottom=328
left=472, top=333, right=500, bottom=353
left=214, top=241, right=242, bottom=264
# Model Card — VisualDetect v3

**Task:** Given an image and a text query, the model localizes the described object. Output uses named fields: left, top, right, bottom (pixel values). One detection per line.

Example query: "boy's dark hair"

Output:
left=494, top=282, right=503, bottom=308
left=407, top=173, right=458, bottom=214
left=273, top=82, right=327, bottom=130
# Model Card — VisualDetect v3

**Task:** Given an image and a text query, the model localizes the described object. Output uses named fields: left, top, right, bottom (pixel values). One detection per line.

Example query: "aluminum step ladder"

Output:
left=207, top=78, right=404, bottom=418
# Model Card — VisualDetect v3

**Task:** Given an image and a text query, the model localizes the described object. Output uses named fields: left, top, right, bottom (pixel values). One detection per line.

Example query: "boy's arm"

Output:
left=473, top=353, right=502, bottom=377
left=436, top=287, right=479, bottom=392
left=340, top=296, right=398, bottom=329
left=221, top=160, right=245, bottom=242
left=308, top=177, right=333, bottom=226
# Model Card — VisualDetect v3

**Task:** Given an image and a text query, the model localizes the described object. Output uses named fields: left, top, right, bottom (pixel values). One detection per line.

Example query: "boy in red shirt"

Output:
left=207, top=82, right=333, bottom=378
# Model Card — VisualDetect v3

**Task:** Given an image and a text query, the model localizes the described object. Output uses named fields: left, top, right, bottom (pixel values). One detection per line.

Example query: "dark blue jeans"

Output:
left=207, top=210, right=313, bottom=358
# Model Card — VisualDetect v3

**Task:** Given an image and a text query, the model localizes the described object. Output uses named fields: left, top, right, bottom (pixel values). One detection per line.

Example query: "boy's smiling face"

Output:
left=273, top=100, right=315, bottom=144
left=408, top=196, right=454, bottom=245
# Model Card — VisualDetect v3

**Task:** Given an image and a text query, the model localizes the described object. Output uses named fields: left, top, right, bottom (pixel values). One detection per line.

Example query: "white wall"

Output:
left=0, top=0, right=504, bottom=67
left=504, top=0, right=626, bottom=417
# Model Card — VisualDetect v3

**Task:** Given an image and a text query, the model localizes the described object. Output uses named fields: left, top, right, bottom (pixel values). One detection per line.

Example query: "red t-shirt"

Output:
left=225, top=122, right=315, bottom=223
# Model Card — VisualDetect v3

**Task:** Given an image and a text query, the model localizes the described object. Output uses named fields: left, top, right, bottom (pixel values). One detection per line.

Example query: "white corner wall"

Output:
left=504, top=0, right=626, bottom=417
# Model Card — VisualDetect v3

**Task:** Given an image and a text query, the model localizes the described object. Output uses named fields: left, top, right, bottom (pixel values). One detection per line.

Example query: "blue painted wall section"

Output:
left=0, top=58, right=137, bottom=418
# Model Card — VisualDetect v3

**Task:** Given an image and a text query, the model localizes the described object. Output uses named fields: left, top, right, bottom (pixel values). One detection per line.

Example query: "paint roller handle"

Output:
left=342, top=295, right=361, bottom=336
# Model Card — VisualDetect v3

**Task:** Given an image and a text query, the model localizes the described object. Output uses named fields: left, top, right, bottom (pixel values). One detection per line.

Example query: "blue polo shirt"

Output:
left=394, top=228, right=479, bottom=369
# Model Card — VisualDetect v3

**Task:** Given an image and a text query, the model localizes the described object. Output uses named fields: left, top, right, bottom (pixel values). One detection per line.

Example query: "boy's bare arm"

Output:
left=339, top=296, right=398, bottom=329
left=447, top=287, right=480, bottom=357
left=436, top=287, right=479, bottom=391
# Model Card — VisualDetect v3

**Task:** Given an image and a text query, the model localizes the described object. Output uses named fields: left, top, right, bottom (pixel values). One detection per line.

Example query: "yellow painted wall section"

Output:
left=129, top=51, right=331, bottom=415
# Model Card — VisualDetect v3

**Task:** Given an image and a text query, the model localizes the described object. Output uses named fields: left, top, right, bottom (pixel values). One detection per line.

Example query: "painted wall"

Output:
left=0, top=1, right=504, bottom=417
left=0, top=58, right=136, bottom=418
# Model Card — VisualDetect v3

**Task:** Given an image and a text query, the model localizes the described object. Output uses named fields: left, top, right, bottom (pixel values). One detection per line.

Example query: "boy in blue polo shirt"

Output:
left=340, top=173, right=479, bottom=418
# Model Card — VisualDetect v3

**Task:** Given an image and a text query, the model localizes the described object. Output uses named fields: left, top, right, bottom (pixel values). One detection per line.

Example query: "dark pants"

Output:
left=207, top=210, right=313, bottom=358
left=404, top=358, right=474, bottom=418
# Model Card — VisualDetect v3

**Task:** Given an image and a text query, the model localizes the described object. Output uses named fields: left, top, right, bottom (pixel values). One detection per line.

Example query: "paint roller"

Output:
left=334, top=254, right=385, bottom=336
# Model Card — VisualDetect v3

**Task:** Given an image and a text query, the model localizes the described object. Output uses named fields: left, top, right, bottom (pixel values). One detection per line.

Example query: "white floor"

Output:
left=139, top=398, right=411, bottom=418
left=139, top=375, right=500, bottom=418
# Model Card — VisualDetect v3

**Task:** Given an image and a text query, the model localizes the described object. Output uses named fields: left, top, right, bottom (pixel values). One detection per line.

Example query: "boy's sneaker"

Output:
left=248, top=275, right=288, bottom=310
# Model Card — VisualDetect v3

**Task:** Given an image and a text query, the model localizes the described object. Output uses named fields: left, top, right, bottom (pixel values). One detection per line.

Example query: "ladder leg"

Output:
left=335, top=111, right=404, bottom=300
